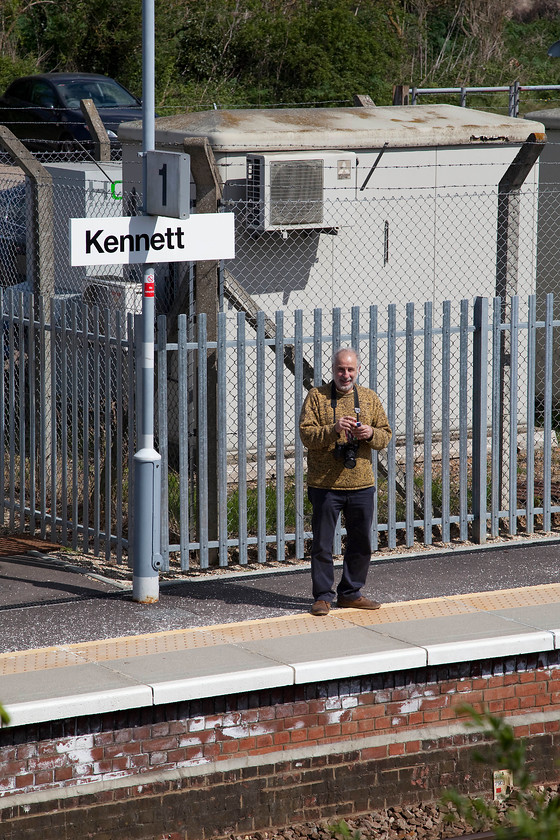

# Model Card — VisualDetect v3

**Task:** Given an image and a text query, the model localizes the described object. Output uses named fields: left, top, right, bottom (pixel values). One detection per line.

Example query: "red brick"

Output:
left=360, top=745, right=387, bottom=760
left=388, top=743, right=405, bottom=756
left=94, top=732, right=115, bottom=747
left=422, top=711, right=441, bottom=723
left=273, top=732, right=291, bottom=746
left=405, top=740, right=421, bottom=753
left=15, top=744, right=36, bottom=760
left=34, top=770, right=54, bottom=786
left=114, top=728, right=135, bottom=743
left=519, top=695, right=541, bottom=710
left=111, top=755, right=129, bottom=773
left=129, top=754, right=150, bottom=769
left=104, top=742, right=141, bottom=759
left=255, top=735, right=273, bottom=748
left=504, top=698, right=520, bottom=711
left=275, top=704, right=295, bottom=719
left=325, top=724, right=341, bottom=738
left=15, top=774, right=34, bottom=788
left=519, top=672, right=536, bottom=683
left=167, top=749, right=188, bottom=763
left=483, top=685, right=516, bottom=701
left=93, top=760, right=113, bottom=774
left=230, top=736, right=252, bottom=752
left=307, top=726, right=325, bottom=740
left=28, top=756, right=66, bottom=772
left=54, top=767, right=73, bottom=782
left=251, top=746, right=278, bottom=756
left=290, top=730, right=310, bottom=744
left=143, top=736, right=178, bottom=753
left=374, top=716, right=392, bottom=730
left=514, top=725, right=530, bottom=737
left=132, top=725, right=152, bottom=740
left=151, top=722, right=171, bottom=737
left=341, top=722, right=359, bottom=735
left=0, top=760, right=27, bottom=777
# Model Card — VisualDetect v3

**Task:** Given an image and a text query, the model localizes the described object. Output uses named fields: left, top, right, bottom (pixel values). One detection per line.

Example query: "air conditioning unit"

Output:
left=246, top=151, right=356, bottom=232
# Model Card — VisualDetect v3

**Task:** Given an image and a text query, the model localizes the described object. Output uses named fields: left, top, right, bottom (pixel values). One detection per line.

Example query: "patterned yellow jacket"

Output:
left=299, top=383, right=392, bottom=490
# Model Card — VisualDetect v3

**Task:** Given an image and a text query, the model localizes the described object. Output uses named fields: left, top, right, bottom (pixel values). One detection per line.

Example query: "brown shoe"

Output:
left=336, top=595, right=381, bottom=610
left=311, top=599, right=331, bottom=616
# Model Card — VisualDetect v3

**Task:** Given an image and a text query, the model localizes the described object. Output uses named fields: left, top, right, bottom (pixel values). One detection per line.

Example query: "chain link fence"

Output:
left=1, top=136, right=560, bottom=561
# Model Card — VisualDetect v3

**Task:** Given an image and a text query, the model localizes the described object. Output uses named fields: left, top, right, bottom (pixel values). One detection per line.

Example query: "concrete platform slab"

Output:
left=373, top=610, right=555, bottom=665
left=472, top=603, right=560, bottom=647
left=102, top=644, right=295, bottom=704
left=240, top=625, right=426, bottom=681
left=2, top=662, right=153, bottom=726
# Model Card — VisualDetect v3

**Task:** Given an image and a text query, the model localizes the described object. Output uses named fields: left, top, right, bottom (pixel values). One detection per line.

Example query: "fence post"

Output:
left=472, top=296, right=488, bottom=544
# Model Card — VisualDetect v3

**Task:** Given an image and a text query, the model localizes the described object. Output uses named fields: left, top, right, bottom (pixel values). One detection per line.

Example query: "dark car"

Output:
left=0, top=72, right=142, bottom=154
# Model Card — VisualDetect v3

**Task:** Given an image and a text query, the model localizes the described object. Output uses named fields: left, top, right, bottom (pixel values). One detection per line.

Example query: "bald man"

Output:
left=299, top=347, right=391, bottom=616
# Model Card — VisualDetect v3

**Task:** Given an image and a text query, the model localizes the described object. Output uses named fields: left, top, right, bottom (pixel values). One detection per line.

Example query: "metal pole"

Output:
left=132, top=0, right=162, bottom=602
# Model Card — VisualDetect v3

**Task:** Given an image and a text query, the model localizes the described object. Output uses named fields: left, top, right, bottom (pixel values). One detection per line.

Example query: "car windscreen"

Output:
left=55, top=79, right=139, bottom=109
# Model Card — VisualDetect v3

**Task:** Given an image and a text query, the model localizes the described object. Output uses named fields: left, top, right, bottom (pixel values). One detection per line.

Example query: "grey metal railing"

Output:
left=410, top=81, right=560, bottom=116
left=2, top=293, right=559, bottom=567
left=156, top=295, right=560, bottom=571
left=1, top=290, right=135, bottom=559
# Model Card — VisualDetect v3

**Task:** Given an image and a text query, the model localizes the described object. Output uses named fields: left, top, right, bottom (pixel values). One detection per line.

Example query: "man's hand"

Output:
left=335, top=415, right=373, bottom=440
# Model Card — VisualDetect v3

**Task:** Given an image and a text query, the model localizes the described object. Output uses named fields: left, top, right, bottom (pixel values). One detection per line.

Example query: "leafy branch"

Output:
left=442, top=704, right=560, bottom=840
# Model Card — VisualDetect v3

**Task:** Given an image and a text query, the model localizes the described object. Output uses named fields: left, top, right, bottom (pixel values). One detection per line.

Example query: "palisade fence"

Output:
left=2, top=290, right=559, bottom=568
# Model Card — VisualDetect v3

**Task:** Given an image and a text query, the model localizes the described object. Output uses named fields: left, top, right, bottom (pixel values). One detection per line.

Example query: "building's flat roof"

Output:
left=120, top=104, right=545, bottom=151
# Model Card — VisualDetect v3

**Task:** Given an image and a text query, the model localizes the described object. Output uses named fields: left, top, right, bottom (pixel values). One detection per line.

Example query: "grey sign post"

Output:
left=130, top=0, right=234, bottom=601
left=132, top=0, right=161, bottom=602
left=68, top=5, right=232, bottom=601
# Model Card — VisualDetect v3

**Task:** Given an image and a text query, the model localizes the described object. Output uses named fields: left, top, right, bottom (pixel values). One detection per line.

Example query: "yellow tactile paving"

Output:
left=446, top=582, right=560, bottom=610
left=1, top=582, right=559, bottom=675
left=0, top=648, right=83, bottom=676
left=336, top=598, right=480, bottom=626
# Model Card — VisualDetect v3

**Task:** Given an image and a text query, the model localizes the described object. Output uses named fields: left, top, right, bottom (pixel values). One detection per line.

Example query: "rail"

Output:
left=409, top=81, right=560, bottom=116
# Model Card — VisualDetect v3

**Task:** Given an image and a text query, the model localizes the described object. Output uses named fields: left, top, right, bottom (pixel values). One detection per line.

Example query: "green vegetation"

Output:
left=443, top=705, right=560, bottom=839
left=1, top=1, right=560, bottom=110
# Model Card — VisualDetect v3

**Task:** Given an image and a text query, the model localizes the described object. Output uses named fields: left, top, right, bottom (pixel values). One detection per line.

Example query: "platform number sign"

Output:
left=145, top=150, right=190, bottom=219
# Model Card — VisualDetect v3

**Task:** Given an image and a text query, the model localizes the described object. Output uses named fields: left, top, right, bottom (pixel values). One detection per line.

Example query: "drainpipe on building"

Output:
left=495, top=131, right=546, bottom=518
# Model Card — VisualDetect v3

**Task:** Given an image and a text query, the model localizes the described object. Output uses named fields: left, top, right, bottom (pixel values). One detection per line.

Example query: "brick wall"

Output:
left=1, top=652, right=560, bottom=839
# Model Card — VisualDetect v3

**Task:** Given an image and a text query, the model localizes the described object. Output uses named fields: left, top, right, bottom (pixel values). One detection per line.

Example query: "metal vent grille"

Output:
left=246, top=156, right=263, bottom=228
left=269, top=159, right=323, bottom=226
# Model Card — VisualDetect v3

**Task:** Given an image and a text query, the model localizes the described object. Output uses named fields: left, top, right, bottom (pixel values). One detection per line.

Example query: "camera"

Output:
left=334, top=440, right=359, bottom=469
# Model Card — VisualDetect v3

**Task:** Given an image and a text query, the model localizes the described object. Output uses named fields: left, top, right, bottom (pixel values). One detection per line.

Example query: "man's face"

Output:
left=333, top=351, right=359, bottom=393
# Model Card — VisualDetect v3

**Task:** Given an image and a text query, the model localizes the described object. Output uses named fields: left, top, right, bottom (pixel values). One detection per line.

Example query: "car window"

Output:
left=29, top=82, right=57, bottom=108
left=55, top=78, right=138, bottom=109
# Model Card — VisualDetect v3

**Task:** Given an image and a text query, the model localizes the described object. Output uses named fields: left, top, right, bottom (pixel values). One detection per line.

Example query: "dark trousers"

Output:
left=308, top=486, right=375, bottom=603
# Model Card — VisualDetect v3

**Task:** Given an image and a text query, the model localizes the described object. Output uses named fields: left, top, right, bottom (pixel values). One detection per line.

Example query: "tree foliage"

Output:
left=0, top=0, right=559, bottom=107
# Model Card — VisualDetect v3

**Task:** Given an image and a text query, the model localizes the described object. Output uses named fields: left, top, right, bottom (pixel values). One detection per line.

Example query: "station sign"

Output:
left=145, top=150, right=191, bottom=219
left=70, top=213, right=235, bottom=266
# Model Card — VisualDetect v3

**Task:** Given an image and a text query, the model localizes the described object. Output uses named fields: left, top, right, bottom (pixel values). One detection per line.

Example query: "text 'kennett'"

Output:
left=86, top=226, right=186, bottom=255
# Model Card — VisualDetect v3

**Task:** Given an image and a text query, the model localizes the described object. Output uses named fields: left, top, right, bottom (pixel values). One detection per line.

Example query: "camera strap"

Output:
left=330, top=381, right=360, bottom=424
